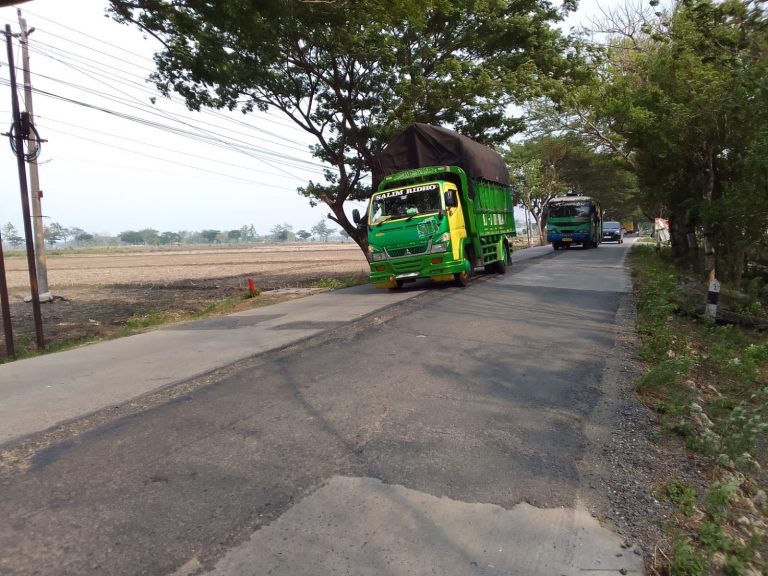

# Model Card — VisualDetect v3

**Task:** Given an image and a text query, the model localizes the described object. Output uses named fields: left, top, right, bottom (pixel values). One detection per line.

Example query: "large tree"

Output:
left=1, top=222, right=23, bottom=247
left=109, top=0, right=577, bottom=255
left=527, top=0, right=768, bottom=281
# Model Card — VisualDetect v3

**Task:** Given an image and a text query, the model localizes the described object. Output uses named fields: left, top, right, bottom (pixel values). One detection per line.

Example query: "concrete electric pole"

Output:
left=18, top=9, right=51, bottom=302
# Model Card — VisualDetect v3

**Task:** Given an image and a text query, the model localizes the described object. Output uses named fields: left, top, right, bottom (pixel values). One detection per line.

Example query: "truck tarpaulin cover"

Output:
left=372, top=123, right=510, bottom=196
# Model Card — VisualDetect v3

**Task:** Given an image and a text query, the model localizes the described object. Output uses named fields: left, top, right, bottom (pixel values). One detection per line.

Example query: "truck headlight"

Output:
left=431, top=233, right=450, bottom=252
left=371, top=252, right=387, bottom=261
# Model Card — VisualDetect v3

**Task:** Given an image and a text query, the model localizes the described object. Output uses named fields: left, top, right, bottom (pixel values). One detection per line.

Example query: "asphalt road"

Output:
left=0, top=240, right=643, bottom=576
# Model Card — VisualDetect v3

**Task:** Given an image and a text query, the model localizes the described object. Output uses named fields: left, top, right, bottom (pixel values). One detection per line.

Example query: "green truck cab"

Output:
left=355, top=124, right=515, bottom=288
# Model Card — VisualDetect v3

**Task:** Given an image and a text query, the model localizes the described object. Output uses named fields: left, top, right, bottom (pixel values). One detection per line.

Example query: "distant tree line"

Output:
left=1, top=219, right=345, bottom=249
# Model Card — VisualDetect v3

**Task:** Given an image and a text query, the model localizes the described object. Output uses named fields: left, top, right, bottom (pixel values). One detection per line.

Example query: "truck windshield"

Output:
left=370, top=183, right=442, bottom=224
left=548, top=202, right=592, bottom=218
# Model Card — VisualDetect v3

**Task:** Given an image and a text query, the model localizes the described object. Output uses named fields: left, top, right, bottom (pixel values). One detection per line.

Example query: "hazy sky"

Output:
left=0, top=0, right=604, bottom=237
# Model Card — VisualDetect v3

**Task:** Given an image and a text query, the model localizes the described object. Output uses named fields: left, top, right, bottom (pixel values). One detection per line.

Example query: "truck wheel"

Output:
left=454, top=249, right=473, bottom=287
left=552, top=243, right=559, bottom=251
left=494, top=244, right=508, bottom=274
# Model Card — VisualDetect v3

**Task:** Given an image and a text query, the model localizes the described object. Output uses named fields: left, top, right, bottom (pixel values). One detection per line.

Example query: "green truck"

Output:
left=354, top=123, right=515, bottom=288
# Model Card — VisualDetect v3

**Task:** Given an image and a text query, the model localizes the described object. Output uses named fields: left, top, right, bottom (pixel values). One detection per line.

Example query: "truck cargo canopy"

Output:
left=372, top=123, right=510, bottom=191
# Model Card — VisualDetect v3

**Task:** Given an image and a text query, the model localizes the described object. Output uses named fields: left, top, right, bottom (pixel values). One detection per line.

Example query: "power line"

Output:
left=41, top=125, right=306, bottom=187
left=0, top=77, right=330, bottom=174
left=15, top=11, right=310, bottom=134
left=14, top=41, right=328, bottom=163
left=29, top=48, right=300, bottom=178
left=31, top=50, right=316, bottom=153
left=47, top=153, right=302, bottom=193
left=1, top=13, right=366, bottom=190
left=38, top=116, right=323, bottom=180
left=16, top=52, right=318, bottom=157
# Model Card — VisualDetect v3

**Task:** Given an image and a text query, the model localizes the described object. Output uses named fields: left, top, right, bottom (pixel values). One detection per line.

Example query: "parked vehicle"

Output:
left=544, top=195, right=602, bottom=250
left=602, top=221, right=624, bottom=243
left=354, top=123, right=515, bottom=288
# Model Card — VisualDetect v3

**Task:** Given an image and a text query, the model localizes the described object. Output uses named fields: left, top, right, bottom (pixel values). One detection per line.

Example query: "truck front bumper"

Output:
left=547, top=232, right=591, bottom=245
left=369, top=254, right=465, bottom=287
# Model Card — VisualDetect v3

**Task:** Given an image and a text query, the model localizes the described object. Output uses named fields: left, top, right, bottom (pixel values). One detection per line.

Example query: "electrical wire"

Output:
left=39, top=117, right=322, bottom=179
left=24, top=37, right=312, bottom=137
left=41, top=125, right=304, bottom=187
left=1, top=11, right=369, bottom=191
left=12, top=9, right=310, bottom=134
left=8, top=116, right=42, bottom=161
left=0, top=76, right=331, bottom=175
left=23, top=48, right=317, bottom=155
left=6, top=41, right=332, bottom=169
left=47, top=152, right=302, bottom=192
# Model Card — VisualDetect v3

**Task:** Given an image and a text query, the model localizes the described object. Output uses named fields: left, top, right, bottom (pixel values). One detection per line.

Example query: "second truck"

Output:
left=354, top=123, right=516, bottom=288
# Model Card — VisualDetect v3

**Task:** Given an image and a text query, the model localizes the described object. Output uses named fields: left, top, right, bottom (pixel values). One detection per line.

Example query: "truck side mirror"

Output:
left=352, top=209, right=361, bottom=224
left=444, top=190, right=458, bottom=208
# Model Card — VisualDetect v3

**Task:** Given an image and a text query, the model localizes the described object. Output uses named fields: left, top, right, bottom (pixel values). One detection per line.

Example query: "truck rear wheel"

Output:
left=493, top=244, right=508, bottom=274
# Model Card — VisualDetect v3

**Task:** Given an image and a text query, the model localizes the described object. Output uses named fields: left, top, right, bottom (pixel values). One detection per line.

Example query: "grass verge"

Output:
left=631, top=245, right=767, bottom=575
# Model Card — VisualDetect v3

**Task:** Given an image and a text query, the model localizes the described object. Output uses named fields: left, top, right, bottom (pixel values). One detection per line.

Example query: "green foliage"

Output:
left=706, top=481, right=740, bottom=522
left=665, top=481, right=698, bottom=516
left=637, top=358, right=693, bottom=398
left=670, top=540, right=707, bottom=576
left=632, top=246, right=768, bottom=574
left=1, top=222, right=23, bottom=247
left=200, top=229, right=220, bottom=244
left=118, top=230, right=145, bottom=245
left=124, top=310, right=175, bottom=330
left=538, top=0, right=768, bottom=280
left=44, top=222, right=68, bottom=246
left=159, top=231, right=181, bottom=245
left=632, top=246, right=680, bottom=362
left=717, top=392, right=768, bottom=460
left=310, top=276, right=364, bottom=290
left=311, top=220, right=334, bottom=242
left=109, top=0, right=579, bottom=251
left=269, top=223, right=293, bottom=243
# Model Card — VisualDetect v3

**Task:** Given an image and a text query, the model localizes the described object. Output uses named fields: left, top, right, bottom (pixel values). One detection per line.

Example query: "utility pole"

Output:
left=5, top=24, right=44, bottom=349
left=18, top=9, right=51, bottom=301
left=0, top=227, right=15, bottom=357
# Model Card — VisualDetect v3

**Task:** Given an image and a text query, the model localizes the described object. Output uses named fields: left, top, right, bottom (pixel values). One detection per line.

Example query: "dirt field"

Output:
left=0, top=243, right=370, bottom=358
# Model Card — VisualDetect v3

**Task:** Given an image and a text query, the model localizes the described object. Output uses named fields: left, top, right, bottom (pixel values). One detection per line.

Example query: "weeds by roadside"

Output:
left=631, top=245, right=767, bottom=575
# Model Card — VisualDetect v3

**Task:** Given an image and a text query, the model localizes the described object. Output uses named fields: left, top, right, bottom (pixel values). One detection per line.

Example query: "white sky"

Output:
left=0, top=0, right=603, bottom=237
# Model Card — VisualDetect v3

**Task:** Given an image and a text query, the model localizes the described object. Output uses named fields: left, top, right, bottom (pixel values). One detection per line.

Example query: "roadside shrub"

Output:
left=671, top=541, right=707, bottom=576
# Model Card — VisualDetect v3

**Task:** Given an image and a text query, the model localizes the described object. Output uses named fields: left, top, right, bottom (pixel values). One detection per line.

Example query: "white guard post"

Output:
left=705, top=278, right=720, bottom=319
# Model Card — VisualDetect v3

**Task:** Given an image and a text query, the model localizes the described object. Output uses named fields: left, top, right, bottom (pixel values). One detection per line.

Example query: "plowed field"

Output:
left=1, top=243, right=369, bottom=357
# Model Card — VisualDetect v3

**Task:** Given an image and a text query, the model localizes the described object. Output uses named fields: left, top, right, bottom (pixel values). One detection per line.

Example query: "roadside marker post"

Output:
left=705, top=278, right=720, bottom=319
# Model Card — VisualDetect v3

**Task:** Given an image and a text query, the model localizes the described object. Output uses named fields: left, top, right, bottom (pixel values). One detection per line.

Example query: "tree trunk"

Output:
left=668, top=214, right=698, bottom=271
left=326, top=201, right=371, bottom=263
left=702, top=146, right=716, bottom=282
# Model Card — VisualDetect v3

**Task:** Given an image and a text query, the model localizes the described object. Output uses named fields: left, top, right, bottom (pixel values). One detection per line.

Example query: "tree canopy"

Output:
left=109, top=0, right=578, bottom=254
left=527, top=0, right=768, bottom=281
